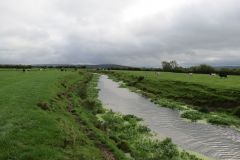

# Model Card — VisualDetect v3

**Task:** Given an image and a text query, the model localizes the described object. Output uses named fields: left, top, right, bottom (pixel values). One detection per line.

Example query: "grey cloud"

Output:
left=0, top=0, right=240, bottom=66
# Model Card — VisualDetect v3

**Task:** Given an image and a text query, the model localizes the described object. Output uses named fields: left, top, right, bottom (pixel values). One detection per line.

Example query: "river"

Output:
left=98, top=75, right=240, bottom=160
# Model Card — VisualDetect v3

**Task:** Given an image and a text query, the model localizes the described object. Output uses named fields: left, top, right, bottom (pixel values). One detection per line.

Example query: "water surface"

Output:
left=98, top=75, right=240, bottom=160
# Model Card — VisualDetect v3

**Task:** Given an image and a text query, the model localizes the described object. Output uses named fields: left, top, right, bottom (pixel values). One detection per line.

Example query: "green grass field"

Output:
left=101, top=70, right=240, bottom=127
left=0, top=69, right=202, bottom=160
left=0, top=70, right=105, bottom=159
left=106, top=70, right=240, bottom=90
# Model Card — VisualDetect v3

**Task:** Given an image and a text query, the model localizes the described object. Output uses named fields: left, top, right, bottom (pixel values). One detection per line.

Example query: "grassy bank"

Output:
left=99, top=70, right=240, bottom=128
left=0, top=69, right=202, bottom=159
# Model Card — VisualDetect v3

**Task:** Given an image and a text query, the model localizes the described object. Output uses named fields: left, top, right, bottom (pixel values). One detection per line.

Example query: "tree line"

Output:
left=161, top=61, right=240, bottom=75
left=0, top=65, right=87, bottom=69
left=0, top=64, right=32, bottom=69
left=97, top=61, right=240, bottom=75
left=1, top=63, right=240, bottom=75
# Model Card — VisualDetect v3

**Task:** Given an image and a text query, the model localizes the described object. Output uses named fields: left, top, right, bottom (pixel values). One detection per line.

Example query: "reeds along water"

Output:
left=98, top=75, right=240, bottom=160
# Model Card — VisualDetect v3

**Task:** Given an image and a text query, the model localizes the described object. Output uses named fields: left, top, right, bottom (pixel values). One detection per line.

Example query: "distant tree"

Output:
left=162, top=61, right=170, bottom=71
left=219, top=68, right=230, bottom=75
left=162, top=60, right=178, bottom=71
left=0, top=64, right=32, bottom=69
left=170, top=60, right=178, bottom=69
left=174, top=66, right=186, bottom=73
left=190, top=64, right=215, bottom=74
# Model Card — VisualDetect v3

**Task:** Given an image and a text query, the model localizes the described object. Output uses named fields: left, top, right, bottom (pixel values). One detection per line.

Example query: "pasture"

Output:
left=0, top=70, right=105, bottom=159
left=110, top=71, right=240, bottom=89
left=0, top=69, right=201, bottom=160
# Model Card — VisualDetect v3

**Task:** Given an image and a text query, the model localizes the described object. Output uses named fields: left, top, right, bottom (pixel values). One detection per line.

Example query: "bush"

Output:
left=156, top=138, right=179, bottom=159
left=207, top=116, right=230, bottom=125
left=181, top=111, right=203, bottom=122
left=123, top=114, right=142, bottom=121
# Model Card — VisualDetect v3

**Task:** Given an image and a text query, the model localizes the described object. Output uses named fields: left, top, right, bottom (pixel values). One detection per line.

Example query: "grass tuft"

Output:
left=181, top=111, right=203, bottom=122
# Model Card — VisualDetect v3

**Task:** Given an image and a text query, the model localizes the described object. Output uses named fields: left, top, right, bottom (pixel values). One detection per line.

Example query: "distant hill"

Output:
left=32, top=64, right=132, bottom=69
left=85, top=64, right=131, bottom=69
left=214, top=66, right=240, bottom=69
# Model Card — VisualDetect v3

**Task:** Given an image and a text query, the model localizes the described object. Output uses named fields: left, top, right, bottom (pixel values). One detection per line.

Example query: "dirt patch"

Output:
left=98, top=144, right=116, bottom=160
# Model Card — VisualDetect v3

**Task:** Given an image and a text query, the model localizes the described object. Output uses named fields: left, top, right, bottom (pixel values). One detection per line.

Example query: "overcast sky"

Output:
left=0, top=0, right=240, bottom=67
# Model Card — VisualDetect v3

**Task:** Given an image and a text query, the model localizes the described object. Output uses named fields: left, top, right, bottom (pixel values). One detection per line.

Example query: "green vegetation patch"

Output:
left=181, top=111, right=203, bottom=122
left=207, top=116, right=231, bottom=126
